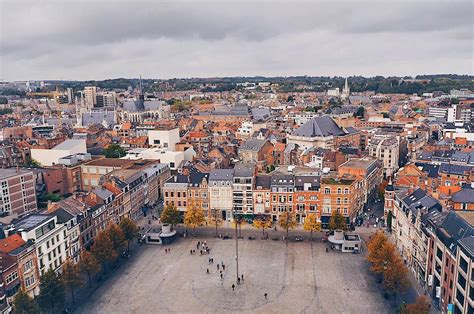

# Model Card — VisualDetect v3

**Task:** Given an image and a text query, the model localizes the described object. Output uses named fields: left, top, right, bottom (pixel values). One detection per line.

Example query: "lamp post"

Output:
left=234, top=209, right=239, bottom=282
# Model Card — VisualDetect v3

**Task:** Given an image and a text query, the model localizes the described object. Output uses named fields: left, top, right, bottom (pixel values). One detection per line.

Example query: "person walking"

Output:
left=206, top=269, right=210, bottom=274
left=264, top=293, right=267, bottom=299
left=220, top=273, right=223, bottom=279
left=222, top=264, right=225, bottom=271
left=241, top=274, right=244, bottom=282
left=217, top=264, right=220, bottom=270
left=232, top=284, right=235, bottom=291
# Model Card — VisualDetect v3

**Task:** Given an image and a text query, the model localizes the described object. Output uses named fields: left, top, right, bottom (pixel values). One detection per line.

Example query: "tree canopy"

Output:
left=13, top=289, right=41, bottom=314
left=328, top=210, right=347, bottom=230
left=104, top=144, right=126, bottom=158
left=37, top=268, right=65, bottom=313
left=160, top=204, right=181, bottom=226
left=303, top=214, right=321, bottom=241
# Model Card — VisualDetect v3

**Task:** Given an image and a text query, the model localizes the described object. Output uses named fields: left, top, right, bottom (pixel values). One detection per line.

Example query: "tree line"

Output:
left=13, top=218, right=139, bottom=314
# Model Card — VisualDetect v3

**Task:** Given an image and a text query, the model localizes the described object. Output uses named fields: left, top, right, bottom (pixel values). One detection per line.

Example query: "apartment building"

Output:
left=81, top=158, right=133, bottom=191
left=13, top=214, right=68, bottom=276
left=253, top=175, right=271, bottom=216
left=0, top=253, right=19, bottom=313
left=209, top=169, right=234, bottom=221
left=367, top=135, right=400, bottom=178
left=270, top=173, right=295, bottom=222
left=294, top=174, right=320, bottom=223
left=232, top=163, right=255, bottom=216
left=0, top=168, right=37, bottom=219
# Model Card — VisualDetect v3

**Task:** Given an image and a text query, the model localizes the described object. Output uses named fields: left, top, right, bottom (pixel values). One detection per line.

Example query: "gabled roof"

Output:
left=292, top=116, right=346, bottom=138
left=240, top=139, right=268, bottom=152
left=451, top=186, right=474, bottom=203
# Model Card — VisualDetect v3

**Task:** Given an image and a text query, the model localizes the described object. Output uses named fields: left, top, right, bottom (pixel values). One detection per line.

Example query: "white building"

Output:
left=237, top=121, right=254, bottom=138
left=327, top=88, right=340, bottom=97
left=148, top=128, right=180, bottom=150
left=123, top=147, right=195, bottom=170
left=13, top=215, right=68, bottom=275
left=209, top=169, right=234, bottom=221
left=367, top=135, right=399, bottom=178
left=84, top=86, right=97, bottom=109
left=31, top=139, right=87, bottom=166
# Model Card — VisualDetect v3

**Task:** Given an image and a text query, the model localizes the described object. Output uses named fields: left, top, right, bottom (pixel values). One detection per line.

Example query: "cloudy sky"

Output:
left=1, top=0, right=473, bottom=81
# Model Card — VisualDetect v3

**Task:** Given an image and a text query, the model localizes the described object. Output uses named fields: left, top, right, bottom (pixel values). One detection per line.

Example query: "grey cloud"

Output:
left=0, top=1, right=472, bottom=80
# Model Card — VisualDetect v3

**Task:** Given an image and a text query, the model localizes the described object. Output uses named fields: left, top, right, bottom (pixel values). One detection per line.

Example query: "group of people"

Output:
left=190, top=241, right=211, bottom=255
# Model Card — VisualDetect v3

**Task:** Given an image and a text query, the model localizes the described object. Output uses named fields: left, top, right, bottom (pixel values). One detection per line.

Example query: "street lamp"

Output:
left=234, top=209, right=240, bottom=282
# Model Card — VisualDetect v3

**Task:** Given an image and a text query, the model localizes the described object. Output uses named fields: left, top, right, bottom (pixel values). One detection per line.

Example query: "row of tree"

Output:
left=367, top=231, right=432, bottom=313
left=13, top=218, right=139, bottom=314
left=160, top=204, right=348, bottom=239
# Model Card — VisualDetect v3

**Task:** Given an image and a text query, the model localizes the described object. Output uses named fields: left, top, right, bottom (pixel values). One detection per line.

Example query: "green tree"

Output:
left=354, top=106, right=365, bottom=117
left=303, top=213, right=321, bottom=242
left=184, top=202, right=205, bottom=234
left=279, top=212, right=297, bottom=242
left=25, top=157, right=41, bottom=168
left=37, top=268, right=65, bottom=314
left=107, top=224, right=126, bottom=255
left=328, top=210, right=347, bottom=230
left=13, top=289, right=41, bottom=314
left=119, top=217, right=139, bottom=252
left=79, top=250, right=100, bottom=287
left=92, top=230, right=117, bottom=272
left=387, top=211, right=393, bottom=230
left=104, top=144, right=126, bottom=158
left=60, top=258, right=82, bottom=303
left=160, top=204, right=181, bottom=226
left=46, top=193, right=62, bottom=202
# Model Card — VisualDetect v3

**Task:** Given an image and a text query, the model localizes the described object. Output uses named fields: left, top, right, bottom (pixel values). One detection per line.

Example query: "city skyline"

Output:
left=1, top=0, right=472, bottom=81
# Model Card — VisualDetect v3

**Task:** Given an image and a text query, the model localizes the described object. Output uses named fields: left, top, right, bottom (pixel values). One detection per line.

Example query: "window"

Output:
left=344, top=188, right=349, bottom=194
left=298, top=195, right=304, bottom=201
left=324, top=188, right=331, bottom=194
left=337, top=188, right=342, bottom=194
left=5, top=271, right=18, bottom=284
left=23, top=260, right=33, bottom=272
left=25, top=275, right=36, bottom=288
left=310, top=195, right=317, bottom=201
left=343, top=207, right=348, bottom=214
left=344, top=198, right=348, bottom=204
left=337, top=198, right=341, bottom=204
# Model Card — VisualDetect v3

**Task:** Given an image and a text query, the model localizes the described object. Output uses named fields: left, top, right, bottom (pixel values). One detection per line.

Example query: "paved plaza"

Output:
left=77, top=238, right=388, bottom=314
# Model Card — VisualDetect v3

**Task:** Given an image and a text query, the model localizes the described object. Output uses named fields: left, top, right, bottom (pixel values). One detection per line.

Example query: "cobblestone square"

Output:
left=77, top=238, right=388, bottom=314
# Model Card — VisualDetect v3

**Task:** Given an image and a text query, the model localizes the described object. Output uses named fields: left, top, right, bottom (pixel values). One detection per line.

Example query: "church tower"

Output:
left=341, top=77, right=350, bottom=100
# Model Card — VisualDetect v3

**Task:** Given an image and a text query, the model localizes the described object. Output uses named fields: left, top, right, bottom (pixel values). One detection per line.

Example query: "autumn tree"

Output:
left=279, top=212, right=297, bottom=242
left=367, top=231, right=389, bottom=272
left=13, top=289, right=41, bottom=314
left=61, top=258, right=82, bottom=303
left=303, top=213, right=321, bottom=242
left=119, top=217, right=139, bottom=252
left=37, top=268, right=65, bottom=313
left=401, top=296, right=430, bottom=314
left=253, top=216, right=272, bottom=238
left=107, top=224, right=126, bottom=255
left=328, top=210, right=347, bottom=230
left=160, top=204, right=181, bottom=227
left=208, top=209, right=223, bottom=237
left=92, top=230, right=117, bottom=272
left=383, top=255, right=411, bottom=306
left=184, top=202, right=205, bottom=234
left=79, top=250, right=100, bottom=287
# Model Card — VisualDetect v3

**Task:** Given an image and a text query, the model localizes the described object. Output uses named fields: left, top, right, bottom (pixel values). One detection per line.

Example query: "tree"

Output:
left=92, top=230, right=117, bottom=272
left=37, top=268, right=65, bottom=314
left=354, top=106, right=365, bottom=117
left=13, top=289, right=41, bottom=314
left=279, top=212, right=297, bottom=242
left=328, top=210, right=347, bottom=231
left=25, top=157, right=41, bottom=168
left=401, top=296, right=430, bottom=314
left=367, top=231, right=390, bottom=273
left=383, top=255, right=411, bottom=306
left=104, top=144, right=126, bottom=158
left=184, top=202, right=205, bottom=234
left=61, top=259, right=82, bottom=303
left=46, top=193, right=62, bottom=202
left=79, top=250, right=100, bottom=288
left=253, top=216, right=272, bottom=238
left=303, top=214, right=321, bottom=242
left=208, top=209, right=223, bottom=237
left=119, top=217, right=139, bottom=252
left=107, top=224, right=126, bottom=255
left=370, top=241, right=397, bottom=275
left=160, top=204, right=180, bottom=226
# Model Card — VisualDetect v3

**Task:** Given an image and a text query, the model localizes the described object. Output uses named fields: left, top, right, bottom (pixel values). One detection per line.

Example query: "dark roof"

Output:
left=451, top=187, right=474, bottom=203
left=458, top=236, right=474, bottom=258
left=240, top=139, right=268, bottom=152
left=437, top=211, right=474, bottom=254
left=49, top=207, right=74, bottom=224
left=294, top=175, right=320, bottom=190
left=439, top=163, right=471, bottom=175
left=234, top=163, right=255, bottom=177
left=292, top=116, right=346, bottom=138
left=255, top=175, right=271, bottom=189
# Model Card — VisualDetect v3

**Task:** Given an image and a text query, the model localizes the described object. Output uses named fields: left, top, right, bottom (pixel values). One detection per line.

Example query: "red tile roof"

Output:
left=0, top=234, right=26, bottom=253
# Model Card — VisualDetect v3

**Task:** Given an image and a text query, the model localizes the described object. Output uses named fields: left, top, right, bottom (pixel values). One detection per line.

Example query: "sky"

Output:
left=1, top=0, right=473, bottom=81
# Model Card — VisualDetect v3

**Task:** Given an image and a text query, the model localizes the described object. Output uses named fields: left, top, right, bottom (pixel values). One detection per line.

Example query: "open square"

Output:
left=77, top=238, right=388, bottom=314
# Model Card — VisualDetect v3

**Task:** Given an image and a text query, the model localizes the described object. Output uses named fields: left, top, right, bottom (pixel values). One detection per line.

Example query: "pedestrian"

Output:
left=190, top=250, right=192, bottom=255
left=204, top=240, right=207, bottom=246
left=217, top=264, right=220, bottom=270
left=220, top=273, right=223, bottom=279
left=237, top=278, right=240, bottom=284
left=264, top=293, right=267, bottom=299
left=223, top=264, right=225, bottom=271
left=206, top=268, right=209, bottom=274
left=241, top=274, right=244, bottom=282
left=232, top=284, right=235, bottom=291
left=221, top=261, right=224, bottom=267
left=200, top=250, right=202, bottom=255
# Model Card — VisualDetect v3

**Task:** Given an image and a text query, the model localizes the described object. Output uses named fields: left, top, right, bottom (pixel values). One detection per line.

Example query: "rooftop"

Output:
left=0, top=168, right=32, bottom=178
left=84, top=158, right=132, bottom=167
